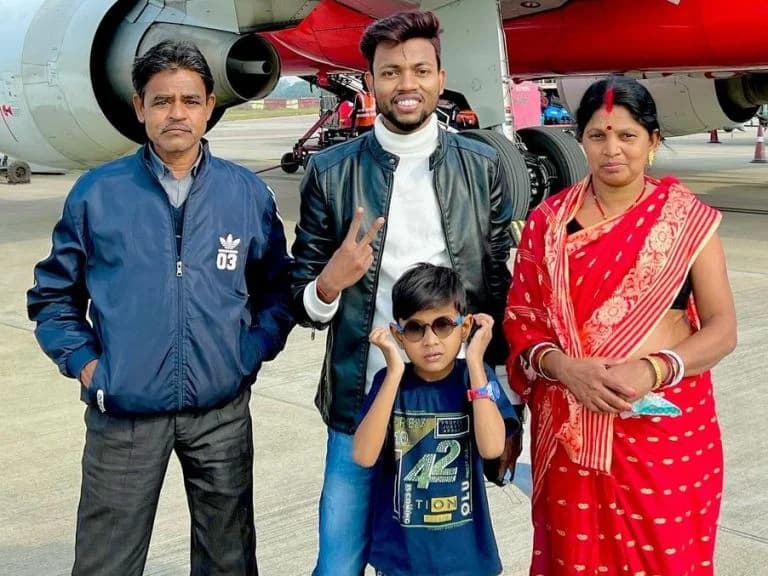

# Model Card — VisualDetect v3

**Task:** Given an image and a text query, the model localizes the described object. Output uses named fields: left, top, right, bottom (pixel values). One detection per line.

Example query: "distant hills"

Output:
left=266, top=77, right=319, bottom=99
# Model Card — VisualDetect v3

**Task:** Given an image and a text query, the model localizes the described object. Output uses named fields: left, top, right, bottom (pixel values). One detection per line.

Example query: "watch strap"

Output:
left=467, top=380, right=499, bottom=402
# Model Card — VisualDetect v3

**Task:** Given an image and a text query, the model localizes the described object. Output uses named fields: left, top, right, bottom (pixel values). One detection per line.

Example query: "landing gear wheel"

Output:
left=517, top=127, right=587, bottom=199
left=7, top=160, right=31, bottom=184
left=461, top=130, right=532, bottom=220
left=280, top=152, right=300, bottom=174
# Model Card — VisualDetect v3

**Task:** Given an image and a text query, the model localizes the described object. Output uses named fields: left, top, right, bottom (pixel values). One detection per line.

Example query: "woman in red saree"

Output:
left=504, top=77, right=737, bottom=575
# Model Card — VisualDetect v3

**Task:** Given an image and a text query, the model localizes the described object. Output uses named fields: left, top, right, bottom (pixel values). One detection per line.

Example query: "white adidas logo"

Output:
left=216, top=233, right=241, bottom=271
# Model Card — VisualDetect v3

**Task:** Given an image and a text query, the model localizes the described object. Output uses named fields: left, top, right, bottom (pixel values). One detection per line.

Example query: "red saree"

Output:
left=505, top=176, right=723, bottom=575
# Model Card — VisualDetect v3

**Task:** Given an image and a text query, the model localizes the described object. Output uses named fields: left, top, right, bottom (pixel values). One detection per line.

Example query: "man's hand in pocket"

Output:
left=79, top=359, right=99, bottom=388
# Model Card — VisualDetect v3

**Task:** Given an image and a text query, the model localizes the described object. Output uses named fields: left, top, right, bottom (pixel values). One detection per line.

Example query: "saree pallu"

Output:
left=504, top=176, right=724, bottom=575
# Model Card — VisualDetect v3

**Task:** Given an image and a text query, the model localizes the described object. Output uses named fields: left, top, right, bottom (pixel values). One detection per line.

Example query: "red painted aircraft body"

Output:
left=263, top=0, right=768, bottom=78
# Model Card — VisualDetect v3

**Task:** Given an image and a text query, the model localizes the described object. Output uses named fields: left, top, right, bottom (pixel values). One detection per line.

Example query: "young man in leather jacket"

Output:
left=290, top=11, right=521, bottom=575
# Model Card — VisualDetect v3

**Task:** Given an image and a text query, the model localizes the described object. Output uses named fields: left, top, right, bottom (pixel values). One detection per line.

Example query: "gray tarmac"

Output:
left=0, top=116, right=766, bottom=575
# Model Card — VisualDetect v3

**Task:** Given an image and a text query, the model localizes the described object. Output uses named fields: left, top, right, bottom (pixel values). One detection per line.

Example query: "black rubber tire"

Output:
left=517, top=127, right=587, bottom=194
left=460, top=130, right=532, bottom=220
left=7, top=160, right=30, bottom=184
left=280, top=152, right=300, bottom=174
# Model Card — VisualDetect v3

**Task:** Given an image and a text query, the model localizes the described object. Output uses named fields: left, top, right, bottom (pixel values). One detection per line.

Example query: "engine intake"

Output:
left=138, top=24, right=281, bottom=105
left=100, top=21, right=281, bottom=143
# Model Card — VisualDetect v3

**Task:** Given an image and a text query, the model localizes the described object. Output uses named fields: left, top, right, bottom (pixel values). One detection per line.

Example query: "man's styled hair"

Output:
left=392, top=263, right=467, bottom=321
left=359, top=10, right=442, bottom=71
left=132, top=40, right=215, bottom=99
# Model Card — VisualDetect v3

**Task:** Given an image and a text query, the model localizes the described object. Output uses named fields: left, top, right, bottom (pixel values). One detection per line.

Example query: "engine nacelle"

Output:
left=102, top=20, right=281, bottom=143
left=0, top=0, right=281, bottom=169
left=0, top=0, right=134, bottom=169
left=558, top=74, right=768, bottom=137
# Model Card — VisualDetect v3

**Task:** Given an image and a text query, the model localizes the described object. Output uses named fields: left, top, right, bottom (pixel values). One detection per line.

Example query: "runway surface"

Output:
left=0, top=116, right=766, bottom=575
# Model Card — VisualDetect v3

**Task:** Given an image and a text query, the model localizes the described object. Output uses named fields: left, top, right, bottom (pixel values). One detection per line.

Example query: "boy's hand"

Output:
left=467, top=313, right=494, bottom=362
left=370, top=328, right=405, bottom=375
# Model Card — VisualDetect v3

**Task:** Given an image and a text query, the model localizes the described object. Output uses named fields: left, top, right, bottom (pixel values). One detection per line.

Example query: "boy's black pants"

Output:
left=72, top=388, right=257, bottom=576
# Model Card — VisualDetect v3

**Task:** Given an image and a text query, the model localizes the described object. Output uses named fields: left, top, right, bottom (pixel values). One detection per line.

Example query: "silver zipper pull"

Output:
left=176, top=260, right=183, bottom=277
left=311, top=328, right=315, bottom=341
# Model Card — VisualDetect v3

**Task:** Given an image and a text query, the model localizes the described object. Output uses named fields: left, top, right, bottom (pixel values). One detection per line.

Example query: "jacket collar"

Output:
left=146, top=142, right=203, bottom=180
left=139, top=138, right=211, bottom=177
left=430, top=128, right=449, bottom=170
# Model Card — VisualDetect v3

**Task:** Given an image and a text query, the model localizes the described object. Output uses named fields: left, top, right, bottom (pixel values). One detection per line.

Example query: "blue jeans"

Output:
left=313, top=427, right=377, bottom=576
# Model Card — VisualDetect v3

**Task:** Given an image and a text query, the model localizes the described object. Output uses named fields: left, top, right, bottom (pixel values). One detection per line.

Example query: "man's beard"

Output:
left=380, top=106, right=434, bottom=133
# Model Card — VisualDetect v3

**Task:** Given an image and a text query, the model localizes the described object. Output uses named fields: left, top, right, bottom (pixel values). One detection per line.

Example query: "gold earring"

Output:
left=648, top=149, right=656, bottom=166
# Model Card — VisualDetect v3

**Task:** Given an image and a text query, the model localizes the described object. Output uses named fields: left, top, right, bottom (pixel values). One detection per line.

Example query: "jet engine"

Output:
left=0, top=0, right=281, bottom=169
left=558, top=74, right=768, bottom=136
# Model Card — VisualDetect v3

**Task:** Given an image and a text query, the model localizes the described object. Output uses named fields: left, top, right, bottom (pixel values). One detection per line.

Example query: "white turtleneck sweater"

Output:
left=303, top=114, right=450, bottom=391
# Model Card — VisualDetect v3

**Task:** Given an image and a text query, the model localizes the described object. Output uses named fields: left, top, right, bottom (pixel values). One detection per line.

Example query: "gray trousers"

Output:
left=72, top=388, right=257, bottom=576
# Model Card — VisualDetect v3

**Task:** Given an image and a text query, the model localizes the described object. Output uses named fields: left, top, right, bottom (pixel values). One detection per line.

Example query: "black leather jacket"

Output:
left=291, top=127, right=513, bottom=433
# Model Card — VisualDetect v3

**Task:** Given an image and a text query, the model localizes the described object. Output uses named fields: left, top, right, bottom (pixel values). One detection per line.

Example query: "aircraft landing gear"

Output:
left=1, top=156, right=31, bottom=184
left=432, top=0, right=587, bottom=226
left=461, top=127, right=587, bottom=224
left=517, top=126, right=587, bottom=208
left=462, top=130, right=532, bottom=221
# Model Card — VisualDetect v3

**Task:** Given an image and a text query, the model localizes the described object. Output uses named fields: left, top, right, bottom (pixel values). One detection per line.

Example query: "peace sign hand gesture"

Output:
left=316, top=207, right=385, bottom=302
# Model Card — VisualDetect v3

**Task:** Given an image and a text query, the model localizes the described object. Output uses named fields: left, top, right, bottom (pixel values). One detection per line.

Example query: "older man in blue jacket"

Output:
left=27, top=40, right=293, bottom=576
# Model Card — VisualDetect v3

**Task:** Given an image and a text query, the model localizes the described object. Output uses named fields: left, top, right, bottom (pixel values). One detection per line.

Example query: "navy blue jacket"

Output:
left=27, top=144, right=294, bottom=415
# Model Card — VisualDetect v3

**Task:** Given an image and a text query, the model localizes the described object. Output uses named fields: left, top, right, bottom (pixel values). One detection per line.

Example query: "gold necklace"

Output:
left=591, top=181, right=647, bottom=220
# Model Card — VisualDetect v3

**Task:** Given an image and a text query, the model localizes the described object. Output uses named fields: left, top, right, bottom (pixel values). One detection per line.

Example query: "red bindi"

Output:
left=606, top=125, right=612, bottom=131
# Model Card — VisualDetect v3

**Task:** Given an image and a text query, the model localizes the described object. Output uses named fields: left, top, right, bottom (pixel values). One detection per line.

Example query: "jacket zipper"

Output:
left=432, top=171, right=456, bottom=269
left=161, top=198, right=185, bottom=410
left=174, top=189, right=195, bottom=410
left=144, top=150, right=203, bottom=411
left=150, top=172, right=191, bottom=412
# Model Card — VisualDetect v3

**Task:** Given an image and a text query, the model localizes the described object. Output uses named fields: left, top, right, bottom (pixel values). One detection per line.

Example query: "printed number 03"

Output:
left=403, top=439, right=461, bottom=489
left=216, top=253, right=237, bottom=271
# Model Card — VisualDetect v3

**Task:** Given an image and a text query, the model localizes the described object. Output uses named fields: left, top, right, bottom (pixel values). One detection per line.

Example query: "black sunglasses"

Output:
left=395, top=315, right=465, bottom=343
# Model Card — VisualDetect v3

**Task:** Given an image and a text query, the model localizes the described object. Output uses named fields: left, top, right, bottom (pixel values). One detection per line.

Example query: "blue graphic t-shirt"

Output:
left=359, top=360, right=503, bottom=576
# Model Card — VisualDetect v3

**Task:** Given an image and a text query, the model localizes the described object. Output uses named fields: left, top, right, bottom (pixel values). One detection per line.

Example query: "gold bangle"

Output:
left=650, top=352, right=673, bottom=386
left=537, top=347, right=559, bottom=381
left=642, top=356, right=663, bottom=391
left=526, top=342, right=555, bottom=367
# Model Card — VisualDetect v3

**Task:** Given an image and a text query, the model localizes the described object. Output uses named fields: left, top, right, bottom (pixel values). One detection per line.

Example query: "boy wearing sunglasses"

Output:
left=353, top=264, right=511, bottom=576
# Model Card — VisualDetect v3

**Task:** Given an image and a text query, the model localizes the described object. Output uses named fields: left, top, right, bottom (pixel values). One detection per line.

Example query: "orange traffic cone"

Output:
left=708, top=129, right=721, bottom=143
left=751, top=124, right=767, bottom=163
